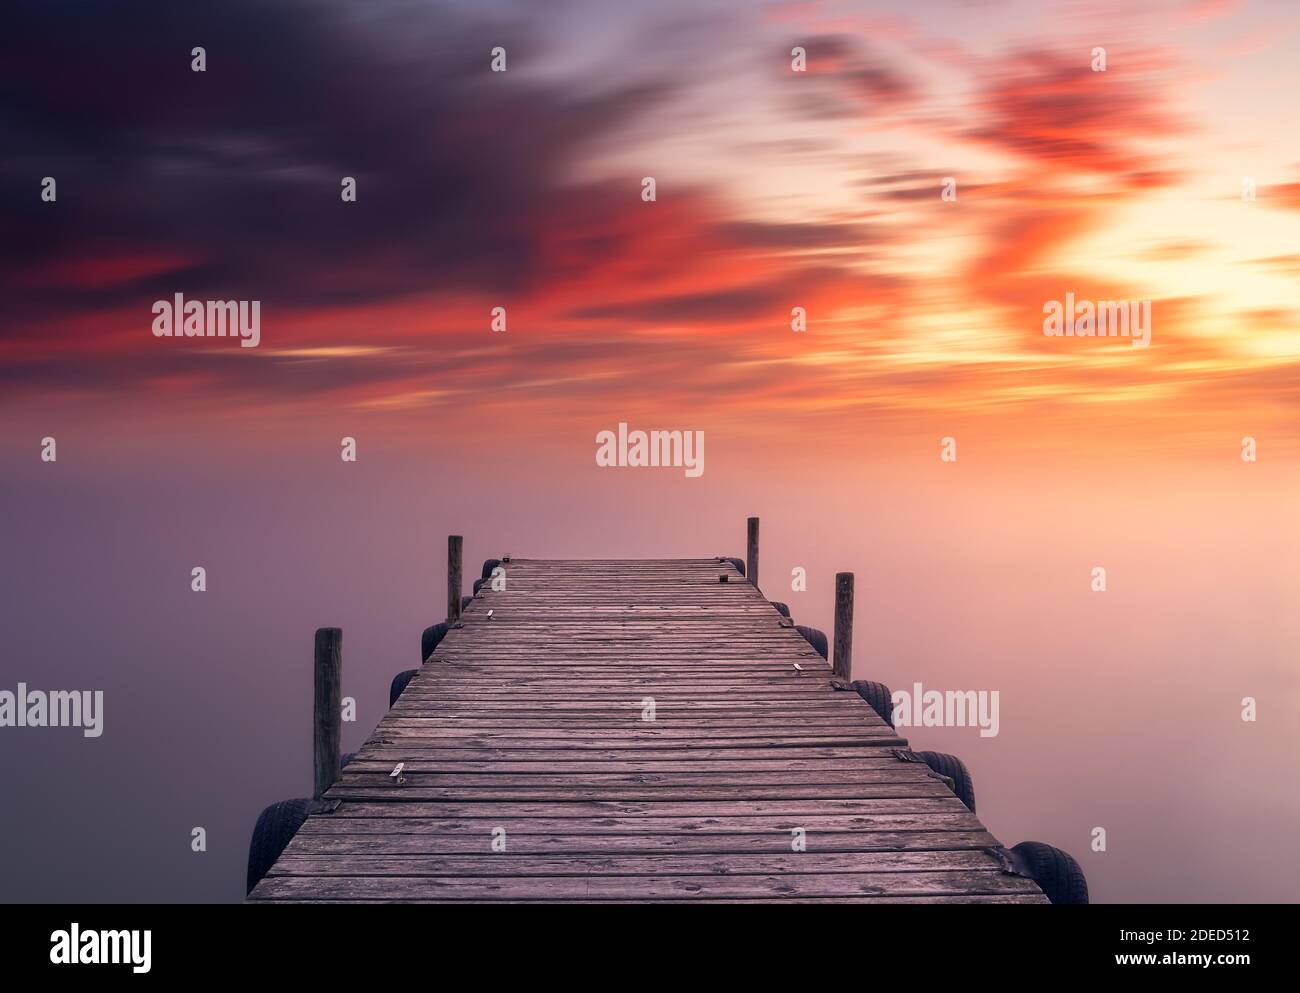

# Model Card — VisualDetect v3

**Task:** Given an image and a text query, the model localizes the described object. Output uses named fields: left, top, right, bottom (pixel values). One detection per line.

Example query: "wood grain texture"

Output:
left=746, top=516, right=760, bottom=591
left=833, top=571, right=854, bottom=681
left=248, top=558, right=1044, bottom=903
left=446, top=535, right=463, bottom=624
left=312, top=627, right=342, bottom=801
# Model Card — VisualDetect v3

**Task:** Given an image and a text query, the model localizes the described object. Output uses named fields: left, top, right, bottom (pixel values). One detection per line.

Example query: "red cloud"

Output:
left=963, top=49, right=1184, bottom=176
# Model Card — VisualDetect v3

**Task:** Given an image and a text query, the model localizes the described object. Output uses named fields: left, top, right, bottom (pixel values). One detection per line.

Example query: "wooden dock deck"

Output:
left=248, top=557, right=1047, bottom=903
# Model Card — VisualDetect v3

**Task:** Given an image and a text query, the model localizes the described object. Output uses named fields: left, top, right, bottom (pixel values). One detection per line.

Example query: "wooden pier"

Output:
left=248, top=556, right=1047, bottom=903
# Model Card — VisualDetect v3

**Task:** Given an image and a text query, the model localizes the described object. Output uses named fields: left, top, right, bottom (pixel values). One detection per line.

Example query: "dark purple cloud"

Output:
left=0, top=0, right=678, bottom=325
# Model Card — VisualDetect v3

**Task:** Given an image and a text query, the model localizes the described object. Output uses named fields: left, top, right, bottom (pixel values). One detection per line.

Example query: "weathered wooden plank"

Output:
left=376, top=718, right=886, bottom=729
left=297, top=812, right=982, bottom=834
left=322, top=798, right=972, bottom=818
left=249, top=870, right=1042, bottom=901
left=331, top=770, right=945, bottom=788
left=342, top=757, right=912, bottom=773
left=268, top=850, right=1005, bottom=876
left=321, top=784, right=954, bottom=802
left=277, top=830, right=1005, bottom=856
left=364, top=734, right=908, bottom=750
left=351, top=748, right=910, bottom=765
left=361, top=726, right=900, bottom=743
left=252, top=894, right=1048, bottom=904
left=389, top=696, right=871, bottom=709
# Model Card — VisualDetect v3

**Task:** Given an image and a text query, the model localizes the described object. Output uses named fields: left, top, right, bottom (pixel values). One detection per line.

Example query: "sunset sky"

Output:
left=4, top=0, right=1299, bottom=458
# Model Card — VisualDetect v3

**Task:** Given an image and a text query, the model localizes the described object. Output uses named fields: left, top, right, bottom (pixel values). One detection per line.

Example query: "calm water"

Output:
left=2, top=444, right=1296, bottom=902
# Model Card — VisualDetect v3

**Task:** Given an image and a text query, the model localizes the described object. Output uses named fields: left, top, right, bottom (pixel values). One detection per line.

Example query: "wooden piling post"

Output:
left=833, top=572, right=854, bottom=681
left=447, top=535, right=463, bottom=623
left=313, top=627, right=342, bottom=801
left=746, top=517, right=760, bottom=590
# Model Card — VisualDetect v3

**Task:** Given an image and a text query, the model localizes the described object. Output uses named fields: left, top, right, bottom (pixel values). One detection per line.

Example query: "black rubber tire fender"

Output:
left=914, top=750, right=976, bottom=812
left=246, top=798, right=310, bottom=894
left=481, top=559, right=502, bottom=580
left=1011, top=841, right=1089, bottom=905
left=850, top=680, right=894, bottom=726
left=390, top=669, right=418, bottom=708
left=770, top=601, right=791, bottom=618
left=421, top=623, right=449, bottom=662
left=794, top=625, right=828, bottom=660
